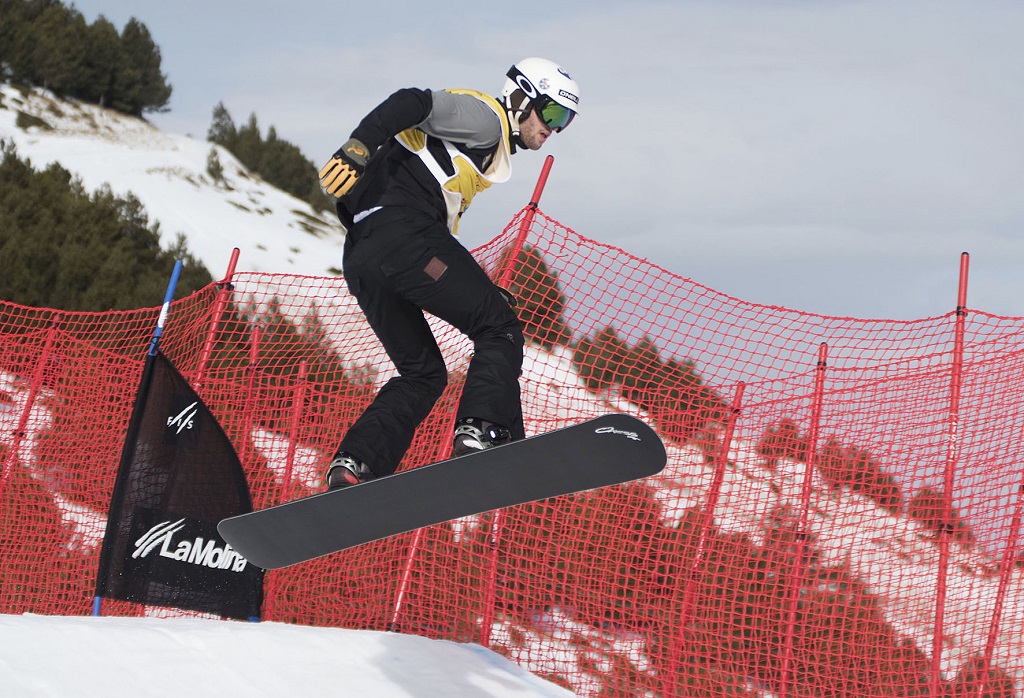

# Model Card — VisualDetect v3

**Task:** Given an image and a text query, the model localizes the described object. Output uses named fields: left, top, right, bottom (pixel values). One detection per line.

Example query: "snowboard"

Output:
left=218, top=413, right=666, bottom=569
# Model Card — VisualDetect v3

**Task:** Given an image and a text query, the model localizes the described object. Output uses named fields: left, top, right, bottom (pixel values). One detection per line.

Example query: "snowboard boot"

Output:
left=452, top=417, right=512, bottom=458
left=325, top=452, right=375, bottom=490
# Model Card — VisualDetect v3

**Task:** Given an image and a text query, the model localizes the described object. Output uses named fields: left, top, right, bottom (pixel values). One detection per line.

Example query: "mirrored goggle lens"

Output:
left=539, top=100, right=575, bottom=131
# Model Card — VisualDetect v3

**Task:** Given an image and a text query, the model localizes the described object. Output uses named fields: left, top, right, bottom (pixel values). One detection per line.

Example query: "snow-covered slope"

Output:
left=0, top=614, right=573, bottom=697
left=0, top=83, right=344, bottom=278
left=2, top=85, right=1022, bottom=690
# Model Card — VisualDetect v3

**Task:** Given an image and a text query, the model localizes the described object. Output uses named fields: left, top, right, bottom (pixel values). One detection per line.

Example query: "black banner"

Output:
left=95, top=350, right=263, bottom=619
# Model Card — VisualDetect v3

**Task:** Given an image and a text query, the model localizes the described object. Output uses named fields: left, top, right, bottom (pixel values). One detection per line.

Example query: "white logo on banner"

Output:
left=167, top=401, right=198, bottom=434
left=133, top=519, right=248, bottom=572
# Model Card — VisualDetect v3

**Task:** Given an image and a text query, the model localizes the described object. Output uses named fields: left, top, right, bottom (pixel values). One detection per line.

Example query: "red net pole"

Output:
left=195, top=247, right=240, bottom=385
left=663, top=381, right=746, bottom=697
left=237, top=325, right=261, bottom=468
left=930, top=252, right=970, bottom=695
left=0, top=314, right=60, bottom=503
left=284, top=361, right=307, bottom=502
left=246, top=325, right=276, bottom=620
left=389, top=527, right=425, bottom=632
left=778, top=342, right=828, bottom=698
left=478, top=509, right=501, bottom=647
left=496, top=155, right=554, bottom=290
left=479, top=155, right=556, bottom=648
left=387, top=155, right=561, bottom=640
left=390, top=159, right=560, bottom=637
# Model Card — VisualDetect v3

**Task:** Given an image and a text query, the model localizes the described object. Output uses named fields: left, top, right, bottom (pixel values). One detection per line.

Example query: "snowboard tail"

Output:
left=218, top=414, right=666, bottom=569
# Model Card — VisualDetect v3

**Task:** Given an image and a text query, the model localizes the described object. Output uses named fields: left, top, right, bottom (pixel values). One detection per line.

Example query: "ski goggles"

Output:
left=533, top=94, right=576, bottom=132
left=507, top=65, right=577, bottom=132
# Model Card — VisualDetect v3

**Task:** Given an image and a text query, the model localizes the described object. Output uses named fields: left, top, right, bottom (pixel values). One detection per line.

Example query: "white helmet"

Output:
left=500, top=57, right=580, bottom=134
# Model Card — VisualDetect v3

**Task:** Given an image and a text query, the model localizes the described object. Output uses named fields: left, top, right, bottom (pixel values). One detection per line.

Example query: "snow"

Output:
left=0, top=614, right=573, bottom=697
left=2, top=84, right=1024, bottom=691
left=0, top=83, right=345, bottom=278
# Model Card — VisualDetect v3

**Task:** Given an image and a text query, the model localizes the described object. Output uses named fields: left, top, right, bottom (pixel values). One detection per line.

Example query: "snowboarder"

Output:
left=319, top=58, right=580, bottom=489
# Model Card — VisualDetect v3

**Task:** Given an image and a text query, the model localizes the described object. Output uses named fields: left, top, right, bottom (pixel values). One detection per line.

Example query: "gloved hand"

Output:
left=319, top=138, right=370, bottom=198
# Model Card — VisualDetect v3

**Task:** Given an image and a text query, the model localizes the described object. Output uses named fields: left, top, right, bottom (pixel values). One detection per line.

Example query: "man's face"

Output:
left=518, top=108, right=553, bottom=151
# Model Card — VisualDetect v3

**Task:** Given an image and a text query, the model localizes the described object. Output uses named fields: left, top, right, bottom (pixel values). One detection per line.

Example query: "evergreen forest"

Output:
left=207, top=102, right=331, bottom=213
left=0, top=145, right=211, bottom=311
left=0, top=0, right=171, bottom=116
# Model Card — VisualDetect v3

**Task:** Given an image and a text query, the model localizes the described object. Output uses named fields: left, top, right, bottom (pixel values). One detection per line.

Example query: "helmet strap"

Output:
left=503, top=90, right=532, bottom=153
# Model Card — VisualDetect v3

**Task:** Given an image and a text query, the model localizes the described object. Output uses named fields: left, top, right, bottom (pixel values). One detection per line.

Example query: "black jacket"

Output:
left=337, top=88, right=507, bottom=229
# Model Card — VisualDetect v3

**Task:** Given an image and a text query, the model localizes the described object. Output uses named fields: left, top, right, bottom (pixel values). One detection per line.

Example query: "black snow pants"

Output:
left=338, top=206, right=525, bottom=477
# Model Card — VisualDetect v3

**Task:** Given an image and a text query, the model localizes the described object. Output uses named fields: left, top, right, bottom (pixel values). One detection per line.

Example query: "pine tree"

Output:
left=619, top=338, right=725, bottom=443
left=206, top=102, right=331, bottom=212
left=28, top=3, right=86, bottom=95
left=77, top=16, right=121, bottom=107
left=0, top=3, right=171, bottom=116
left=818, top=438, right=902, bottom=514
left=207, top=101, right=237, bottom=145
left=572, top=326, right=631, bottom=392
left=231, top=113, right=263, bottom=172
left=206, top=147, right=225, bottom=184
left=948, top=656, right=1017, bottom=697
left=114, top=18, right=171, bottom=115
left=908, top=487, right=974, bottom=544
left=571, top=327, right=723, bottom=444
left=494, top=244, right=572, bottom=349
left=237, top=297, right=375, bottom=438
left=757, top=418, right=812, bottom=464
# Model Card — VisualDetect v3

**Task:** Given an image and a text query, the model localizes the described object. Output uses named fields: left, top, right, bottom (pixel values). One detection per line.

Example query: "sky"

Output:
left=0, top=614, right=574, bottom=696
left=59, top=1, right=1024, bottom=319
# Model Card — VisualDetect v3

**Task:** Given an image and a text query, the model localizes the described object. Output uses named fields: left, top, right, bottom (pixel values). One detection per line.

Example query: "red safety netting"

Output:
left=1, top=203, right=1023, bottom=697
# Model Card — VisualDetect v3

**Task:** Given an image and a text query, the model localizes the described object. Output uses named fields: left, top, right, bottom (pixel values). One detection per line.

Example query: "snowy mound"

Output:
left=0, top=83, right=344, bottom=277
left=0, top=614, right=573, bottom=697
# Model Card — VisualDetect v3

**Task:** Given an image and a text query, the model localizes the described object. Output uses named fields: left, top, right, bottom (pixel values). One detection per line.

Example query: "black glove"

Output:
left=319, top=138, right=370, bottom=198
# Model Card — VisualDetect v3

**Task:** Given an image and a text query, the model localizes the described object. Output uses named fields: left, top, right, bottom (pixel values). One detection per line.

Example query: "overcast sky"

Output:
left=68, top=1, right=1024, bottom=320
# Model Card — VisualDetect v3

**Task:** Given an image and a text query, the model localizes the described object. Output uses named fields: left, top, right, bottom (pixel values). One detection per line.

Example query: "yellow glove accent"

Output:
left=319, top=158, right=359, bottom=198
left=319, top=138, right=370, bottom=199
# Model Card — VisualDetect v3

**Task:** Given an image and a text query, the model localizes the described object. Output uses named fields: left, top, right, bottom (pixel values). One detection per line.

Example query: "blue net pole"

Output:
left=93, top=260, right=183, bottom=616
